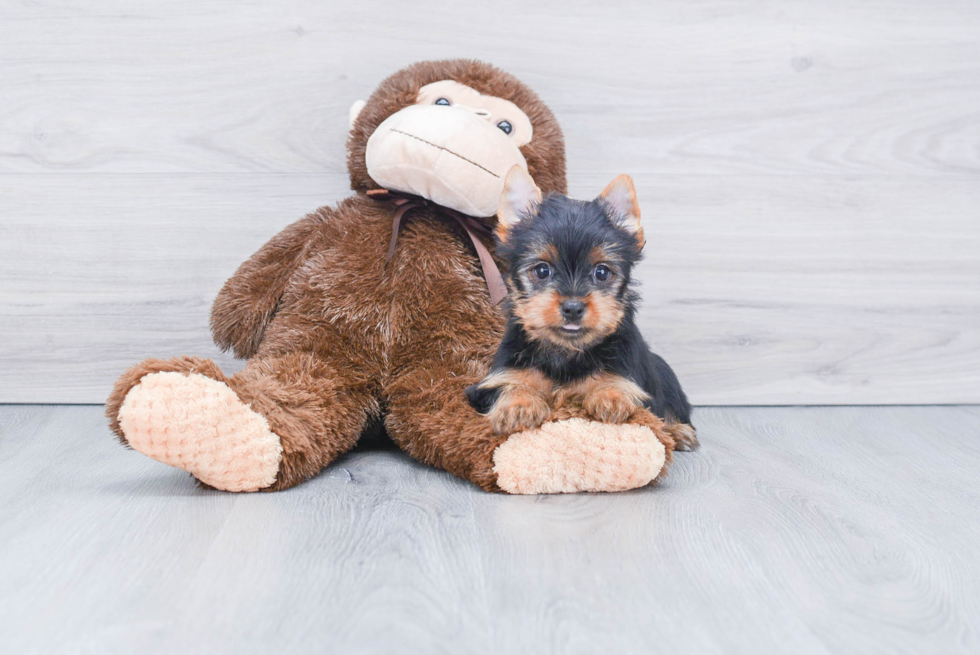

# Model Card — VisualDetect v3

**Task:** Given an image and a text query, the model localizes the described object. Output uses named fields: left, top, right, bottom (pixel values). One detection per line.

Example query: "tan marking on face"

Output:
left=551, top=372, right=649, bottom=424
left=515, top=287, right=626, bottom=352
left=477, top=368, right=553, bottom=435
left=536, top=244, right=558, bottom=264
left=513, top=287, right=564, bottom=341
left=589, top=246, right=614, bottom=267
left=580, top=292, right=626, bottom=340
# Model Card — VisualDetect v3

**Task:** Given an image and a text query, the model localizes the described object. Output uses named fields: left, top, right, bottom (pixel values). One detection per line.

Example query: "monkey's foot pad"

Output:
left=493, top=418, right=667, bottom=494
left=118, top=372, right=283, bottom=492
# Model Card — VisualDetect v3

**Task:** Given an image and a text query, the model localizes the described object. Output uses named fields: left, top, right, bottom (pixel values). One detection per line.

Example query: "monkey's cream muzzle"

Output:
left=365, top=102, right=530, bottom=218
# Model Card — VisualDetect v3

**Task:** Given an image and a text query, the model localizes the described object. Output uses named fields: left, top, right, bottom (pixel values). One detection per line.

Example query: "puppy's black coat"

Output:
left=466, top=189, right=694, bottom=437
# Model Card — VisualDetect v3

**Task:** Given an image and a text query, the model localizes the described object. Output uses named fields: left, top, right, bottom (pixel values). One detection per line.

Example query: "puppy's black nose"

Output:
left=560, top=300, right=586, bottom=321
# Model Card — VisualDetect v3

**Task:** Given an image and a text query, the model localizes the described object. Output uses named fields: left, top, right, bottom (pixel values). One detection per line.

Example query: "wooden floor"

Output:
left=1, top=406, right=978, bottom=653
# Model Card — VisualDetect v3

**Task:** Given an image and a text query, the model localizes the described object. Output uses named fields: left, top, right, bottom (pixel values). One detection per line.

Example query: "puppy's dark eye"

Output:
left=532, top=262, right=552, bottom=280
left=497, top=120, right=513, bottom=134
left=435, top=98, right=451, bottom=106
left=593, top=264, right=612, bottom=282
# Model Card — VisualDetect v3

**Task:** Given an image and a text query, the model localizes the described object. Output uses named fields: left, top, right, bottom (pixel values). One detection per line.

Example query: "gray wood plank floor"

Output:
left=1, top=406, right=978, bottom=654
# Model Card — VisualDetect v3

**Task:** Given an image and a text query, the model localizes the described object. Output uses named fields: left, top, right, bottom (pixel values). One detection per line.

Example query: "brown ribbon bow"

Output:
left=367, top=189, right=508, bottom=305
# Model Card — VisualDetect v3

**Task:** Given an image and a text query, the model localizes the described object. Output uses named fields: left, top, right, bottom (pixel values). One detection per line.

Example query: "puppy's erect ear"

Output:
left=497, top=165, right=542, bottom=242
left=599, top=174, right=644, bottom=248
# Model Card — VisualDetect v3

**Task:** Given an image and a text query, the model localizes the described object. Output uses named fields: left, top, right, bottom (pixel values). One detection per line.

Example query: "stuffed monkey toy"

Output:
left=106, top=59, right=675, bottom=494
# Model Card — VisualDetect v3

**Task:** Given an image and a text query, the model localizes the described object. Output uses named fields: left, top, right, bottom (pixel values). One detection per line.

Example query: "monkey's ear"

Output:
left=349, top=100, right=367, bottom=130
left=497, top=165, right=542, bottom=242
left=599, top=174, right=644, bottom=248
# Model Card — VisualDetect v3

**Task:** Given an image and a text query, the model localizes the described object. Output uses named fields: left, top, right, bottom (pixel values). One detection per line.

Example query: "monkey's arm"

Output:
left=210, top=211, right=326, bottom=359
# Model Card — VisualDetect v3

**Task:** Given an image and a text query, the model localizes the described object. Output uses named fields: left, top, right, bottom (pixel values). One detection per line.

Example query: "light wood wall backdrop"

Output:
left=1, top=0, right=978, bottom=404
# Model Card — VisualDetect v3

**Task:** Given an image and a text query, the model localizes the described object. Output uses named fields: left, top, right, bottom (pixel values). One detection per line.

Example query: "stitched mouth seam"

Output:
left=389, top=129, right=500, bottom=179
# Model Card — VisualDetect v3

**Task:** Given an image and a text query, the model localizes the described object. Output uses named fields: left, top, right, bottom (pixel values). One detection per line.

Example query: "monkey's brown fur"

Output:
left=106, top=60, right=674, bottom=492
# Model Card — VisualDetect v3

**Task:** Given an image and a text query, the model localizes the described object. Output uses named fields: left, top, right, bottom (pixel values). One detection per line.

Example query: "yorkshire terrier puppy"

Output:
left=466, top=166, right=698, bottom=451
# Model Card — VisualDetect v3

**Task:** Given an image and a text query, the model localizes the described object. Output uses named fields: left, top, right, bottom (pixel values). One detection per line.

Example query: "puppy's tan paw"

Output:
left=582, top=386, right=640, bottom=424
left=664, top=422, right=700, bottom=451
left=489, top=391, right=552, bottom=435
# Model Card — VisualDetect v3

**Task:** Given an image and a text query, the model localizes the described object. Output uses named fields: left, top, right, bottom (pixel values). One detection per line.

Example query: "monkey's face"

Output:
left=363, top=80, right=535, bottom=217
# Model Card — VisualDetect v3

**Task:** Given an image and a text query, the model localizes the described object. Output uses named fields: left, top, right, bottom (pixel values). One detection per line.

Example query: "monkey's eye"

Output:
left=593, top=264, right=613, bottom=282
left=532, top=262, right=552, bottom=280
left=434, top=98, right=451, bottom=106
left=497, top=120, right=513, bottom=135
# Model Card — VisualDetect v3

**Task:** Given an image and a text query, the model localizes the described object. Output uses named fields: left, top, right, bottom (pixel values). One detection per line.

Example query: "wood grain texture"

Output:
left=2, top=174, right=977, bottom=404
left=1, top=0, right=978, bottom=176
left=0, top=174, right=350, bottom=401
left=1, top=0, right=979, bottom=403
left=1, top=405, right=978, bottom=654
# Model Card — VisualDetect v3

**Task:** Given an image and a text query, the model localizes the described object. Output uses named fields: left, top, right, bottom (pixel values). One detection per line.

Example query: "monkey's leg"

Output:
left=107, top=352, right=378, bottom=491
left=383, top=351, right=674, bottom=494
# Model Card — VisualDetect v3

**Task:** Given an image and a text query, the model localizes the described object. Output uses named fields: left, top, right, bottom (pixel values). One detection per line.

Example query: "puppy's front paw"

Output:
left=583, top=386, right=640, bottom=424
left=489, top=391, right=551, bottom=435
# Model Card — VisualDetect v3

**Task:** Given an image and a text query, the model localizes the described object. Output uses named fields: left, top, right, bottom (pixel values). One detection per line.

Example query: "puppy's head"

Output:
left=496, top=166, right=644, bottom=351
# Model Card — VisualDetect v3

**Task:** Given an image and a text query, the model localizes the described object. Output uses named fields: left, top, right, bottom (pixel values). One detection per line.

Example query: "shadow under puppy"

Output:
left=466, top=166, right=699, bottom=451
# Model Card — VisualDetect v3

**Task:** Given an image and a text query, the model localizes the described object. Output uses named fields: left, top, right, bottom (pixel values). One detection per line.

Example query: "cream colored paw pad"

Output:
left=118, top=372, right=282, bottom=492
left=492, top=418, right=666, bottom=494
